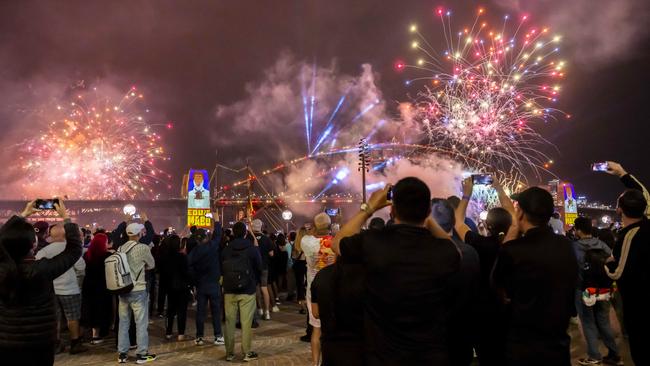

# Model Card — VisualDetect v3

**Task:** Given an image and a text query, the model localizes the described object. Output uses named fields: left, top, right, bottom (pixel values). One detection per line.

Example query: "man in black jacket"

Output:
left=0, top=198, right=82, bottom=366
left=332, top=178, right=460, bottom=366
left=493, top=187, right=578, bottom=366
left=603, top=161, right=650, bottom=366
left=221, top=221, right=262, bottom=362
left=188, top=212, right=224, bottom=346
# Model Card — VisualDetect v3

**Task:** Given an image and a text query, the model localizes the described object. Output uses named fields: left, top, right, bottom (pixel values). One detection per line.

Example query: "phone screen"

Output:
left=325, top=208, right=339, bottom=216
left=34, top=199, right=58, bottom=210
left=472, top=174, right=494, bottom=185
left=592, top=162, right=608, bottom=172
left=205, top=213, right=213, bottom=218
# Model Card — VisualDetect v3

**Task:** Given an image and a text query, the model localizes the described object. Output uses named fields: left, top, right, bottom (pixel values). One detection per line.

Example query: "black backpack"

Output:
left=582, top=248, right=613, bottom=289
left=222, top=247, right=252, bottom=293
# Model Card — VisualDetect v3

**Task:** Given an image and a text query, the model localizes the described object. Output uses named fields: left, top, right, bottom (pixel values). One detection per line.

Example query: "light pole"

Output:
left=358, top=138, right=371, bottom=203
left=282, top=210, right=293, bottom=234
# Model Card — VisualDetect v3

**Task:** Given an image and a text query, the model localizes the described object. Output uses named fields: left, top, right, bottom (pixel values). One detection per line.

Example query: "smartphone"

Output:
left=34, top=198, right=59, bottom=210
left=132, top=214, right=141, bottom=219
left=325, top=208, right=340, bottom=216
left=387, top=186, right=393, bottom=201
left=592, top=162, right=609, bottom=172
left=472, top=174, right=494, bottom=185
left=205, top=212, right=213, bottom=218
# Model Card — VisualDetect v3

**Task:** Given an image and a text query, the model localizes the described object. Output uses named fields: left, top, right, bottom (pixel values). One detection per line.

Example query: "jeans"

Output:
left=196, top=288, right=223, bottom=338
left=224, top=293, right=256, bottom=355
left=575, top=291, right=619, bottom=360
left=118, top=290, right=149, bottom=355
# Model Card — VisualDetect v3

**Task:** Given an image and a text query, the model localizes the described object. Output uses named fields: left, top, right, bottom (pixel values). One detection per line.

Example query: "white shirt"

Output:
left=35, top=241, right=85, bottom=295
left=301, top=235, right=336, bottom=300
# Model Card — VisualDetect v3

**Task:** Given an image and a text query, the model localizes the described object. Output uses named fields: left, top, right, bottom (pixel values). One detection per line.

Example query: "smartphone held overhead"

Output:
left=592, top=162, right=609, bottom=172
left=472, top=174, right=493, bottom=185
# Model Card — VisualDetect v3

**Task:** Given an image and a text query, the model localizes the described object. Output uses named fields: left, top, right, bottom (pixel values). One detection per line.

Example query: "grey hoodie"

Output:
left=573, top=237, right=611, bottom=284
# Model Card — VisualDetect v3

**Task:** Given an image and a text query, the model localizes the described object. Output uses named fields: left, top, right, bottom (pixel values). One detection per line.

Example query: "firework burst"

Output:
left=403, top=7, right=568, bottom=181
left=18, top=87, right=171, bottom=199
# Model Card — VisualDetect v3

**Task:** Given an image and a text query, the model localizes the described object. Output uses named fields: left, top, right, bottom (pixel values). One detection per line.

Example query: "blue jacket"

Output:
left=187, top=221, right=222, bottom=292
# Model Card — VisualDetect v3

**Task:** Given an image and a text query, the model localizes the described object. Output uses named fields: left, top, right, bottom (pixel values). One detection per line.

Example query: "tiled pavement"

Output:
left=55, top=303, right=633, bottom=365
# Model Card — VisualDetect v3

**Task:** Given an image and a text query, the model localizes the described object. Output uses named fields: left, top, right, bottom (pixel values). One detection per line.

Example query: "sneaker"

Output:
left=214, top=336, right=225, bottom=346
left=136, top=353, right=157, bottom=364
left=243, top=352, right=259, bottom=362
left=251, top=320, right=260, bottom=329
left=129, top=345, right=137, bottom=350
left=578, top=358, right=602, bottom=365
left=164, top=334, right=173, bottom=341
left=257, top=308, right=264, bottom=316
left=177, top=335, right=193, bottom=342
left=299, top=334, right=310, bottom=342
left=263, top=312, right=271, bottom=320
left=271, top=305, right=280, bottom=313
left=226, top=354, right=236, bottom=362
left=118, top=353, right=128, bottom=364
left=603, top=354, right=623, bottom=366
left=90, top=337, right=104, bottom=345
left=195, top=337, right=205, bottom=346
left=157, top=313, right=165, bottom=319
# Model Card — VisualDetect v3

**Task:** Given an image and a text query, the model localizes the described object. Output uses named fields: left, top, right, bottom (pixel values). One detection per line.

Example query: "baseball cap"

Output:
left=314, top=212, right=331, bottom=230
left=511, top=187, right=555, bottom=222
left=251, top=219, right=263, bottom=232
left=126, top=223, right=145, bottom=236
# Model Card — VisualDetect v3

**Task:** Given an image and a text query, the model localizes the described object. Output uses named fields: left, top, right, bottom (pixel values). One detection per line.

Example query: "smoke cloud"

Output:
left=496, top=0, right=650, bottom=65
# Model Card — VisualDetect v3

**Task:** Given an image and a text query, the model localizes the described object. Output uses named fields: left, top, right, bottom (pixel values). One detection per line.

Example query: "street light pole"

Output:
left=358, top=138, right=370, bottom=203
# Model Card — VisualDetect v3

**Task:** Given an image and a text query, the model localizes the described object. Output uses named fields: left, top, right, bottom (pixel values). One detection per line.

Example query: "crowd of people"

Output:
left=0, top=161, right=647, bottom=366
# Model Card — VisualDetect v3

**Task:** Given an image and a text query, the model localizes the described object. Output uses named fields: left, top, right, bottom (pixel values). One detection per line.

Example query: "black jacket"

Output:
left=492, top=226, right=578, bottom=365
left=0, top=216, right=82, bottom=349
left=608, top=174, right=650, bottom=297
left=188, top=221, right=222, bottom=292
left=221, top=237, right=262, bottom=295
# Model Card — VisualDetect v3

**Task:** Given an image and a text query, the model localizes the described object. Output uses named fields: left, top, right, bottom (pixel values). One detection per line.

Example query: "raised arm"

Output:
left=493, top=179, right=516, bottom=216
left=140, top=212, right=154, bottom=245
left=34, top=200, right=83, bottom=280
left=210, top=213, right=223, bottom=249
left=332, top=185, right=392, bottom=255
left=454, top=177, right=473, bottom=241
left=607, top=161, right=650, bottom=218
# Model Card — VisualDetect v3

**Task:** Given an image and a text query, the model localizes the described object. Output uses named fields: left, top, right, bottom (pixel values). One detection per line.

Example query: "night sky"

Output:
left=0, top=0, right=648, bottom=203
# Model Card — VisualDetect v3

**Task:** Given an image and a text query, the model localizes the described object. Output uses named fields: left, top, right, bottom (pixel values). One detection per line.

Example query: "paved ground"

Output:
left=55, top=302, right=633, bottom=365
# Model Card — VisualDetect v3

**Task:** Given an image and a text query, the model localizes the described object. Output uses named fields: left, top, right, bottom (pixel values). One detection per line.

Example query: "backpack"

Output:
left=222, top=247, right=252, bottom=293
left=582, top=248, right=613, bottom=290
left=104, top=242, right=138, bottom=294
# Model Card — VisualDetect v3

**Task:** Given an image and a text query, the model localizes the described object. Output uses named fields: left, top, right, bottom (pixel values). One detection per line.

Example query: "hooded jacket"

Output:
left=573, top=237, right=611, bottom=287
left=187, top=221, right=222, bottom=293
left=221, top=237, right=262, bottom=295
left=0, top=216, right=82, bottom=349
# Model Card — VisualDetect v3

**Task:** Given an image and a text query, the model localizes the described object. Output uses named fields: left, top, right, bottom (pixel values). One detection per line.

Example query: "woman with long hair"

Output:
left=81, top=232, right=113, bottom=344
left=0, top=199, right=81, bottom=366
